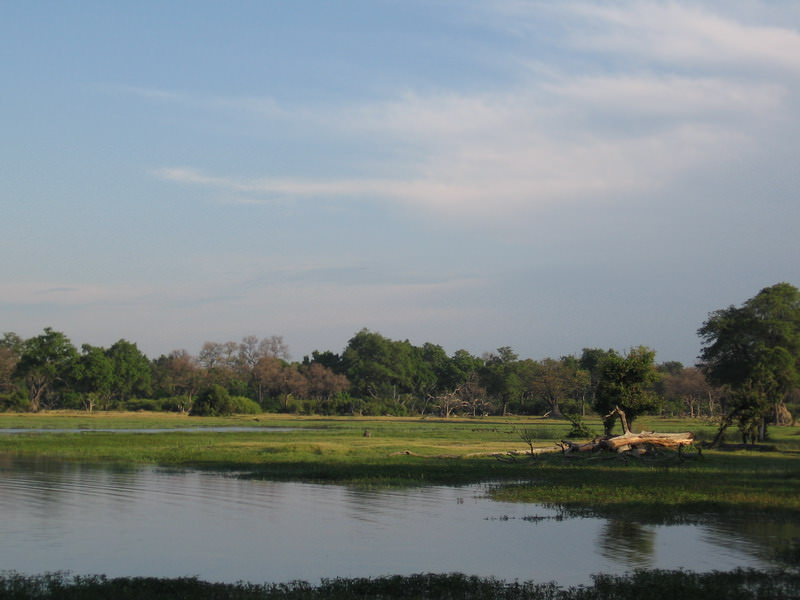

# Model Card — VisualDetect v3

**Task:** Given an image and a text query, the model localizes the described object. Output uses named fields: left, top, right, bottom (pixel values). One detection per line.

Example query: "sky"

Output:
left=2, top=1, right=799, bottom=365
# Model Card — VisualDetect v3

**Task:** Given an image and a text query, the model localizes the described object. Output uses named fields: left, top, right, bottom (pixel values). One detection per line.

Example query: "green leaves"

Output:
left=14, top=327, right=78, bottom=411
left=593, top=346, right=659, bottom=433
left=698, top=283, right=800, bottom=442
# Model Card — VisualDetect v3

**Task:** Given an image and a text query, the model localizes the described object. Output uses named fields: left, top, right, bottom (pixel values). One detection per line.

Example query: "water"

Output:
left=0, top=456, right=775, bottom=585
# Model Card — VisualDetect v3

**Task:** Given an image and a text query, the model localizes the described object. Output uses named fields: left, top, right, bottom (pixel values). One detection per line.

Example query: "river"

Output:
left=0, top=455, right=777, bottom=585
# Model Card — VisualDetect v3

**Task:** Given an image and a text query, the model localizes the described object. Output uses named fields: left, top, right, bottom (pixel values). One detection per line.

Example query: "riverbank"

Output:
left=2, top=412, right=799, bottom=525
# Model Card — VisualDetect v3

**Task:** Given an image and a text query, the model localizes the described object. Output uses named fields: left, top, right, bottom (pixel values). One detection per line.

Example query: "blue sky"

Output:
left=2, top=1, right=799, bottom=364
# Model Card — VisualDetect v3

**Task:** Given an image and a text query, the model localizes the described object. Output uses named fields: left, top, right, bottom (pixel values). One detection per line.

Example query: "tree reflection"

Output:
left=599, top=520, right=656, bottom=567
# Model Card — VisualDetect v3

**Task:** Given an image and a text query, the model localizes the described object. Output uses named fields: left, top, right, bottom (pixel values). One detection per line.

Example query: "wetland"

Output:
left=1, top=412, right=799, bottom=596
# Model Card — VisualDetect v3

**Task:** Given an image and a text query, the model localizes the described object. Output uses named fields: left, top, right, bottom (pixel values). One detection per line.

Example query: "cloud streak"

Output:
left=565, top=2, right=800, bottom=72
left=150, top=1, right=798, bottom=228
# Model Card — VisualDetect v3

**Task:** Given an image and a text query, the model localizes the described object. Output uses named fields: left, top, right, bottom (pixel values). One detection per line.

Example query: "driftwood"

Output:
left=557, top=407, right=694, bottom=455
left=494, top=406, right=695, bottom=463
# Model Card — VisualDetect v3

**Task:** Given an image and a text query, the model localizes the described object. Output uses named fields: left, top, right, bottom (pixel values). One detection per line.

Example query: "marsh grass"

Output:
left=489, top=449, right=800, bottom=521
left=0, top=570, right=797, bottom=599
left=2, top=412, right=800, bottom=518
left=4, top=413, right=800, bottom=593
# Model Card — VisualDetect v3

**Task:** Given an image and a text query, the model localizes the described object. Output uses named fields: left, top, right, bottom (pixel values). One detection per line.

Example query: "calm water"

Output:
left=0, top=456, right=777, bottom=585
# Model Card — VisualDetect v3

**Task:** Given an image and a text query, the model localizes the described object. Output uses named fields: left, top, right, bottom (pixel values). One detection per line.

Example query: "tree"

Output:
left=15, top=328, right=78, bottom=411
left=698, top=282, right=800, bottom=444
left=251, top=356, right=308, bottom=410
left=480, top=347, right=522, bottom=416
left=341, top=329, right=416, bottom=401
left=307, top=350, right=342, bottom=372
left=106, top=339, right=152, bottom=405
left=526, top=358, right=590, bottom=418
left=662, top=367, right=714, bottom=418
left=153, top=350, right=204, bottom=414
left=593, top=346, right=659, bottom=435
left=75, top=344, right=114, bottom=411
left=0, top=332, right=23, bottom=395
left=458, top=372, right=491, bottom=417
left=251, top=356, right=284, bottom=406
left=579, top=348, right=613, bottom=412
left=304, top=362, right=349, bottom=404
left=433, top=387, right=466, bottom=418
left=193, top=384, right=234, bottom=416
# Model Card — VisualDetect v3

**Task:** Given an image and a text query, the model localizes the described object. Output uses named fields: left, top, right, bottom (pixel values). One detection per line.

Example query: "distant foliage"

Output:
left=228, top=395, right=262, bottom=415
left=193, top=384, right=234, bottom=416
left=4, top=287, right=798, bottom=425
left=699, top=282, right=800, bottom=444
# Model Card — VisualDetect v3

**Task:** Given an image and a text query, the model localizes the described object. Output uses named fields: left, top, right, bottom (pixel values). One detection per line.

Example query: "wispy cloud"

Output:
left=152, top=1, right=799, bottom=225
left=1, top=282, right=151, bottom=307
left=565, top=2, right=800, bottom=72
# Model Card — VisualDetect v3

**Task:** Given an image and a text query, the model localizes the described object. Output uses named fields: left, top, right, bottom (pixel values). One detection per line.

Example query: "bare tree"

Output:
left=305, top=362, right=349, bottom=402
left=259, top=335, right=290, bottom=361
left=460, top=372, right=491, bottom=417
left=433, top=387, right=465, bottom=418
left=663, top=367, right=714, bottom=418
left=162, top=350, right=204, bottom=414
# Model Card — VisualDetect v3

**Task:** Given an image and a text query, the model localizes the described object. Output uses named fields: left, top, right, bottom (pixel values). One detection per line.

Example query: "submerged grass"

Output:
left=489, top=449, right=800, bottom=522
left=1, top=570, right=798, bottom=600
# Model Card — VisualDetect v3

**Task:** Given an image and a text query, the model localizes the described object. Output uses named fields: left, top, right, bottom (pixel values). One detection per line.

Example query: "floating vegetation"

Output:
left=485, top=514, right=567, bottom=523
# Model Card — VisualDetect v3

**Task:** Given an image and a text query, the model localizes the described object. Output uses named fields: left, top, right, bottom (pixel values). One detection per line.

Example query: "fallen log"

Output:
left=559, top=431, right=695, bottom=455
left=602, top=431, right=695, bottom=451
left=558, top=439, right=601, bottom=453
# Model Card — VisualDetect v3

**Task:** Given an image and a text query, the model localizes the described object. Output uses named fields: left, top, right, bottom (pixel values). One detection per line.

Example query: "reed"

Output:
left=0, top=569, right=797, bottom=600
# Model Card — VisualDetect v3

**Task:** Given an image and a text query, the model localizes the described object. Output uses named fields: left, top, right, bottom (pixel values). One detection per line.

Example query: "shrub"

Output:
left=193, top=385, right=234, bottom=416
left=122, top=398, right=166, bottom=412
left=229, top=396, right=261, bottom=415
left=0, top=390, right=28, bottom=412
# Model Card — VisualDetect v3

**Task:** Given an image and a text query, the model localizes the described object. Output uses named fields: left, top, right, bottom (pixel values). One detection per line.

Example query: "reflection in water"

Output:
left=0, top=457, right=776, bottom=586
left=703, top=517, right=800, bottom=563
left=600, top=520, right=656, bottom=568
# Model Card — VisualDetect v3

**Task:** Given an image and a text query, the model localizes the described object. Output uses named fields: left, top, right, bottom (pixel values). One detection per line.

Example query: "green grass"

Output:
left=3, top=412, right=800, bottom=591
left=488, top=449, right=800, bottom=519
left=2, top=412, right=800, bottom=521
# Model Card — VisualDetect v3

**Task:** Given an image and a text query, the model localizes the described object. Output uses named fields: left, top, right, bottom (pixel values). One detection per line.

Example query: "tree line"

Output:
left=1, top=283, right=798, bottom=443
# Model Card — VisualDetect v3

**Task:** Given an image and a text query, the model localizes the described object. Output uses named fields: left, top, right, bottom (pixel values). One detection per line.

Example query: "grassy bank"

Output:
left=1, top=412, right=799, bottom=523
left=1, top=570, right=798, bottom=600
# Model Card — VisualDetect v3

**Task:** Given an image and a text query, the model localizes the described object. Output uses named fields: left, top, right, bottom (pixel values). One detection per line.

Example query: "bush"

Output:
left=565, top=414, right=596, bottom=438
left=0, top=390, right=28, bottom=412
left=229, top=396, right=262, bottom=415
left=122, top=398, right=166, bottom=412
left=193, top=385, right=234, bottom=416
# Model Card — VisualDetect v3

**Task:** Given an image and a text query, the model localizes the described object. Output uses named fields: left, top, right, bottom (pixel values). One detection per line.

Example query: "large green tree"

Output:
left=106, top=339, right=152, bottom=404
left=0, top=332, right=23, bottom=396
left=75, top=344, right=114, bottom=411
left=15, top=328, right=78, bottom=411
left=480, top=346, right=523, bottom=416
left=593, top=346, right=659, bottom=435
left=698, top=282, right=800, bottom=444
left=341, top=329, right=417, bottom=402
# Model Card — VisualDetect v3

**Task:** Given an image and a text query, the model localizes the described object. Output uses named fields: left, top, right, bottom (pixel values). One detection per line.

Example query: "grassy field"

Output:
left=2, top=412, right=799, bottom=593
left=1, top=411, right=799, bottom=524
